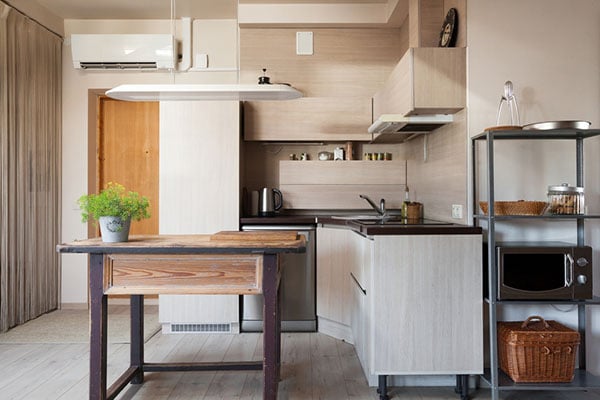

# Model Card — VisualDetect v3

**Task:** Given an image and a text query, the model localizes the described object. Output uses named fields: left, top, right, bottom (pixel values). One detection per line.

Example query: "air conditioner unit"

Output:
left=71, top=34, right=175, bottom=70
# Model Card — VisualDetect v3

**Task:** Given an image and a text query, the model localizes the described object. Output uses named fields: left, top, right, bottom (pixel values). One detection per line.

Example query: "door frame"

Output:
left=86, top=89, right=106, bottom=238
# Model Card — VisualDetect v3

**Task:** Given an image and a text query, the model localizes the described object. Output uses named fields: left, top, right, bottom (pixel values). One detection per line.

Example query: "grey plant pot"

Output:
left=98, top=216, right=131, bottom=242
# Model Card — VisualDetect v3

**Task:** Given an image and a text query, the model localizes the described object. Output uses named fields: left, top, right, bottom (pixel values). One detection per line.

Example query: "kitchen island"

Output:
left=315, top=217, right=482, bottom=400
left=56, top=231, right=306, bottom=400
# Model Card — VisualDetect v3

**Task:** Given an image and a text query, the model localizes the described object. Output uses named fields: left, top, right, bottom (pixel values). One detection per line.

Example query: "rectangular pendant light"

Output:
left=105, top=84, right=303, bottom=101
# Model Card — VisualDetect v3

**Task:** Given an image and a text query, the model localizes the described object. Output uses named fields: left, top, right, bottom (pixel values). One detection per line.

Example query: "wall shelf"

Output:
left=279, top=160, right=406, bottom=210
left=485, top=296, right=600, bottom=305
left=473, top=214, right=600, bottom=221
left=482, top=369, right=600, bottom=391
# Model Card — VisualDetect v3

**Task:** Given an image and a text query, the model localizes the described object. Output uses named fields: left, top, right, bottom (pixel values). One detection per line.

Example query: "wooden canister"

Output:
left=406, top=202, right=422, bottom=220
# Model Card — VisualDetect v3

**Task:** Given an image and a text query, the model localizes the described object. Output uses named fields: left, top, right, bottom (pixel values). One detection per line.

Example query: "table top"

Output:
left=57, top=231, right=306, bottom=255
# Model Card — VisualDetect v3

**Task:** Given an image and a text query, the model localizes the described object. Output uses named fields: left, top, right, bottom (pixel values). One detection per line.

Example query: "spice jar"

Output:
left=547, top=183, right=584, bottom=215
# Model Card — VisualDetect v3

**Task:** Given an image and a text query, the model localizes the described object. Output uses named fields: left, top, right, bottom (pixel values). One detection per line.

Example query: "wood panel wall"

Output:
left=240, top=26, right=408, bottom=209
left=0, top=5, right=61, bottom=332
left=240, top=27, right=406, bottom=140
left=410, top=0, right=466, bottom=47
left=406, top=109, right=468, bottom=222
left=239, top=4, right=468, bottom=217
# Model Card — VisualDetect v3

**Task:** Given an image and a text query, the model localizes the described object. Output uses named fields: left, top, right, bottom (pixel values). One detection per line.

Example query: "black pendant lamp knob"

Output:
left=258, top=68, right=271, bottom=84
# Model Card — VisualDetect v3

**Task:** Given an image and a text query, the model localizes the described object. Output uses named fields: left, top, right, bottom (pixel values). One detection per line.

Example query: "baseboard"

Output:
left=317, top=316, right=353, bottom=344
left=60, top=297, right=159, bottom=309
left=60, top=302, right=88, bottom=310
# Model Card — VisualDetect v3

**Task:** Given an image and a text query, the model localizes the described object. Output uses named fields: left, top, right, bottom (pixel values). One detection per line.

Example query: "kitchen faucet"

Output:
left=359, top=194, right=387, bottom=217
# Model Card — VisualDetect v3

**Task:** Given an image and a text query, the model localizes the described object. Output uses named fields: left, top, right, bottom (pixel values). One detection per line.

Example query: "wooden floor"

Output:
left=1, top=330, right=600, bottom=400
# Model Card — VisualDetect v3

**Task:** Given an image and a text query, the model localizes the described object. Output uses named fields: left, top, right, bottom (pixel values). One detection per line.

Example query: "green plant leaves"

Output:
left=78, top=182, right=150, bottom=223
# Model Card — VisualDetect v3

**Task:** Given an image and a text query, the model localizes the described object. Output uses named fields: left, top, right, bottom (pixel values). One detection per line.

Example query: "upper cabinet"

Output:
left=240, top=28, right=404, bottom=141
left=243, top=97, right=373, bottom=142
left=369, top=47, right=466, bottom=143
left=372, top=47, right=466, bottom=117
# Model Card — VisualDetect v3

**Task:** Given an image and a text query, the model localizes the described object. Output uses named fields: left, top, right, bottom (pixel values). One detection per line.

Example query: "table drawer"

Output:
left=104, top=254, right=264, bottom=295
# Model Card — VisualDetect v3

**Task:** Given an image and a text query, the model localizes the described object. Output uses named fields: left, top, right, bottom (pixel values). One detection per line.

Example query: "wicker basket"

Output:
left=498, top=316, right=580, bottom=383
left=479, top=200, right=547, bottom=216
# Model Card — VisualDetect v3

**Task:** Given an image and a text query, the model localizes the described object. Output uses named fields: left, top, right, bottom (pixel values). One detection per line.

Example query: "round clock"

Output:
left=439, top=8, right=458, bottom=47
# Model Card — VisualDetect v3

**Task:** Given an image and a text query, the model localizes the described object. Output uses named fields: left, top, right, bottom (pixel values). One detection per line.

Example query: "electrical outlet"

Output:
left=451, top=204, right=463, bottom=219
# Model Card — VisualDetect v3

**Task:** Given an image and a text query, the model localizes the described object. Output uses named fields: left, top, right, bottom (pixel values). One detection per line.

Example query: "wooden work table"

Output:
left=56, top=231, right=306, bottom=400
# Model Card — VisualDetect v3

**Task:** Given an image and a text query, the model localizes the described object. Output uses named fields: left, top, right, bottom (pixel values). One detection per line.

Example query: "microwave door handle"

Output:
left=565, top=253, right=575, bottom=287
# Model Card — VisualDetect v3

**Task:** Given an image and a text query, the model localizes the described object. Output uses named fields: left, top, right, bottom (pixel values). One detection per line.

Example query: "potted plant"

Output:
left=78, top=182, right=150, bottom=242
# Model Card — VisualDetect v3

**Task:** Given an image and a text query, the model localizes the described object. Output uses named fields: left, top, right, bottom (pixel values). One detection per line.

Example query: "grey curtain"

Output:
left=0, top=4, right=62, bottom=332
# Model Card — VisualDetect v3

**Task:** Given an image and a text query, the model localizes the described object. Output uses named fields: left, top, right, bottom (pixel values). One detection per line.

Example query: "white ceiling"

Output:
left=29, top=0, right=387, bottom=20
left=33, top=0, right=236, bottom=20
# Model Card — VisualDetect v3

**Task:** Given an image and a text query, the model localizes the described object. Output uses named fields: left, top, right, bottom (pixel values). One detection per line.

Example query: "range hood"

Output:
left=105, top=84, right=303, bottom=102
left=368, top=114, right=454, bottom=143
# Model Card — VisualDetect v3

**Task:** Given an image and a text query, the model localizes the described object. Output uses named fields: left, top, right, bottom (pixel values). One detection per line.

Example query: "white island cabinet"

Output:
left=317, top=225, right=483, bottom=388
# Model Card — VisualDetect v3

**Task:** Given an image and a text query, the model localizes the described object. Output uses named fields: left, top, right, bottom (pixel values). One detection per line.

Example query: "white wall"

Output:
left=468, top=0, right=600, bottom=374
left=60, top=19, right=238, bottom=304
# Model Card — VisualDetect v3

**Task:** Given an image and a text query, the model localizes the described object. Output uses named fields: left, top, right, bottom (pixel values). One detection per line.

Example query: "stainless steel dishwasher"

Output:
left=241, top=224, right=316, bottom=332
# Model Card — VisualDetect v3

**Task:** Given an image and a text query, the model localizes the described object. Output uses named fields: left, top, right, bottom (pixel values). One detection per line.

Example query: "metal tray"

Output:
left=523, top=120, right=591, bottom=130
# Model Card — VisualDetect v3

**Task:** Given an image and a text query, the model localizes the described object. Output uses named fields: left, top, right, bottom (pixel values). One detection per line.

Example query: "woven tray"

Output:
left=480, top=200, right=547, bottom=216
left=498, top=316, right=580, bottom=383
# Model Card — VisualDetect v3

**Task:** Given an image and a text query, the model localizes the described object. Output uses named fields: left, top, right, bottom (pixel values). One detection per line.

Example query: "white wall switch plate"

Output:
left=451, top=204, right=463, bottom=219
left=296, top=32, right=313, bottom=55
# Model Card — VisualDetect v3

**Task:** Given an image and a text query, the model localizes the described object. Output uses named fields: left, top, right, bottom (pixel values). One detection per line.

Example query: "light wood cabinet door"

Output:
left=350, top=232, right=372, bottom=373
left=243, top=98, right=372, bottom=141
left=373, top=47, right=466, bottom=117
left=316, top=226, right=359, bottom=327
left=370, top=234, right=483, bottom=375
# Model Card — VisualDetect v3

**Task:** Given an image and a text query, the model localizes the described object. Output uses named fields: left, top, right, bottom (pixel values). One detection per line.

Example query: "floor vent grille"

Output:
left=167, top=323, right=232, bottom=334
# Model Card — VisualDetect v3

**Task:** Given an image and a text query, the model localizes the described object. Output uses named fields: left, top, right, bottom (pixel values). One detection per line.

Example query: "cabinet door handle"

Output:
left=350, top=272, right=366, bottom=295
left=565, top=253, right=574, bottom=287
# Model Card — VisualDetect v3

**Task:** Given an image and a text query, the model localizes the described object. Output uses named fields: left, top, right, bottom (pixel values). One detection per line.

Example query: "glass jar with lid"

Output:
left=547, top=183, right=584, bottom=215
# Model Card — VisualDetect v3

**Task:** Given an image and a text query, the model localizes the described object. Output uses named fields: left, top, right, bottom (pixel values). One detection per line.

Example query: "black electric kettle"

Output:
left=259, top=187, right=283, bottom=217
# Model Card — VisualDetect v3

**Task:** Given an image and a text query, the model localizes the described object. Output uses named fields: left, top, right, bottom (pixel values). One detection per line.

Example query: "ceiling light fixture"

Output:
left=106, top=83, right=302, bottom=101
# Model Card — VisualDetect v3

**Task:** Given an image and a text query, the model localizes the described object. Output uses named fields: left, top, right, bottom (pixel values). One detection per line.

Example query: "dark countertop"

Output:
left=347, top=221, right=482, bottom=235
left=240, top=215, right=482, bottom=236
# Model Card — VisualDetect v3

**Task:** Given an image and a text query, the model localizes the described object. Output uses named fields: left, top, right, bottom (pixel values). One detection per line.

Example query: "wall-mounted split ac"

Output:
left=71, top=34, right=175, bottom=70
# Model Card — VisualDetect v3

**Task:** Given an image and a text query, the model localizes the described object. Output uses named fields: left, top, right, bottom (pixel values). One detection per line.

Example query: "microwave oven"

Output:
left=485, top=241, right=593, bottom=300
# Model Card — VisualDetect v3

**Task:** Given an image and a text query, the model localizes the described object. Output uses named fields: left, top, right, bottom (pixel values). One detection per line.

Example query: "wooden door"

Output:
left=96, top=96, right=159, bottom=235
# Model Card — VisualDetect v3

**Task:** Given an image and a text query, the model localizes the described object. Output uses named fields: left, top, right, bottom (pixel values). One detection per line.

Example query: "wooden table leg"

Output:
left=276, top=274, right=281, bottom=382
left=130, top=295, right=144, bottom=384
left=262, top=253, right=281, bottom=400
left=89, top=253, right=108, bottom=400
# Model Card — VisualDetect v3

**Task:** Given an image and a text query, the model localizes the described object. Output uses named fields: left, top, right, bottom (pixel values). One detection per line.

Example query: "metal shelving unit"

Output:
left=471, top=128, right=600, bottom=400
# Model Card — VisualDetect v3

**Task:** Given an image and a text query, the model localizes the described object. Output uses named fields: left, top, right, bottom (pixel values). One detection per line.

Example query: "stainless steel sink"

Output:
left=331, top=215, right=452, bottom=226
left=352, top=217, right=452, bottom=226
